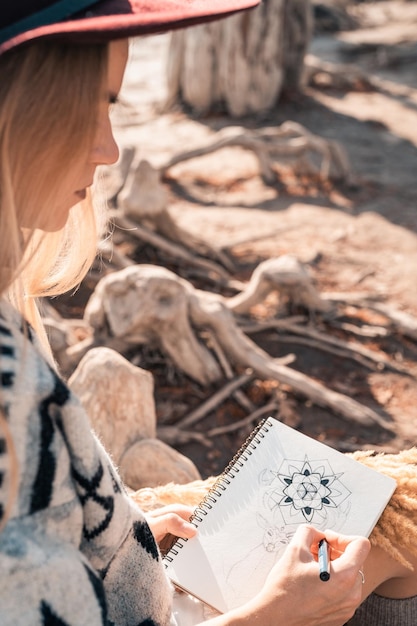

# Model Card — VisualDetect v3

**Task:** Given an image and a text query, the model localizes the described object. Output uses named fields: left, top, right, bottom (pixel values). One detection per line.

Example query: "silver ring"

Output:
left=358, top=569, right=365, bottom=584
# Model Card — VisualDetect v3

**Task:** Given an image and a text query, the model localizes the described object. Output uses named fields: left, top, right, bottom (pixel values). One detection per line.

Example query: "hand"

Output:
left=145, top=504, right=197, bottom=544
left=248, top=525, right=370, bottom=626
left=204, top=525, right=370, bottom=626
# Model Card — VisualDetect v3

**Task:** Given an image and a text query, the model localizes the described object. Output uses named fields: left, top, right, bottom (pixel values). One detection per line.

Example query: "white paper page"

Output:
left=164, top=418, right=396, bottom=613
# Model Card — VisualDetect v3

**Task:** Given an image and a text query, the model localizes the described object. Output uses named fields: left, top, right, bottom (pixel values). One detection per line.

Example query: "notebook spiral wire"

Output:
left=164, top=417, right=271, bottom=562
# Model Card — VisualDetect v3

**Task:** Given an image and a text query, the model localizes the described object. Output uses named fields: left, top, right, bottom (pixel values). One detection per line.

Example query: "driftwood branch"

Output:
left=227, top=256, right=332, bottom=314
left=79, top=264, right=391, bottom=429
left=305, top=54, right=376, bottom=92
left=306, top=53, right=417, bottom=102
left=48, top=247, right=417, bottom=439
left=206, top=402, right=280, bottom=437
left=206, top=331, right=257, bottom=414
left=114, top=156, right=237, bottom=274
left=365, top=302, right=417, bottom=342
left=160, top=123, right=351, bottom=184
left=189, top=290, right=390, bottom=429
left=109, top=210, right=235, bottom=285
left=176, top=373, right=253, bottom=429
left=323, top=293, right=417, bottom=342
left=241, top=319, right=413, bottom=376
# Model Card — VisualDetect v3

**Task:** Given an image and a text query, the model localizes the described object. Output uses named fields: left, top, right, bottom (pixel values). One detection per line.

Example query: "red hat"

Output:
left=0, top=0, right=260, bottom=55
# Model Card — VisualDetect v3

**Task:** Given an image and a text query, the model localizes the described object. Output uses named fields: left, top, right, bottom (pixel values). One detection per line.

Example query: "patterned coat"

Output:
left=0, top=299, right=175, bottom=626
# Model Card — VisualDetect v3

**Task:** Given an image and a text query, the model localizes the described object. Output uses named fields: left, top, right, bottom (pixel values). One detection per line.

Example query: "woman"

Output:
left=0, top=3, right=369, bottom=625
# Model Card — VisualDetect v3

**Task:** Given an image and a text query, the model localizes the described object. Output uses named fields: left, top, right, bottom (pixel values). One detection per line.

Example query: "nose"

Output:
left=91, top=114, right=120, bottom=166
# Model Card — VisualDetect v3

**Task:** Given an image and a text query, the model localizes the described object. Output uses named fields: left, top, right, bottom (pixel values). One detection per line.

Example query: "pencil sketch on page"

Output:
left=262, top=455, right=352, bottom=527
left=224, top=455, right=352, bottom=605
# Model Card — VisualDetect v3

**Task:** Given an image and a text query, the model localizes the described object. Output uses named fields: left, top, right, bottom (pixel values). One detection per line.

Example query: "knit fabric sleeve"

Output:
left=345, top=593, right=417, bottom=626
left=0, top=300, right=175, bottom=626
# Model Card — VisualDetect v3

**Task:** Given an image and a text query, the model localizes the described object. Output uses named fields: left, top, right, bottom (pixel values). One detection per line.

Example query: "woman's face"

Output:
left=43, top=38, right=129, bottom=231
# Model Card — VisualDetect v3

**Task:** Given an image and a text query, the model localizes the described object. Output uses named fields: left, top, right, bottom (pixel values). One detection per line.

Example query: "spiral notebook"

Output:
left=163, top=417, right=396, bottom=614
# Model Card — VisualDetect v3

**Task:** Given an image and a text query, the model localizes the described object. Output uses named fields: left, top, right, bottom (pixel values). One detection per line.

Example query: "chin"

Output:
left=41, top=220, right=68, bottom=233
left=34, top=201, right=78, bottom=233
left=75, top=189, right=87, bottom=201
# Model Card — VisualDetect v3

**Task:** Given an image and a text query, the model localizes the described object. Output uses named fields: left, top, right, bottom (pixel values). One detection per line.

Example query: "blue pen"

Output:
left=318, top=539, right=330, bottom=581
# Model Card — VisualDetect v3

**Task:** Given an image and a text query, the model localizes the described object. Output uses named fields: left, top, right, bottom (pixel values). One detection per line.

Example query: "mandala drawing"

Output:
left=260, top=456, right=351, bottom=525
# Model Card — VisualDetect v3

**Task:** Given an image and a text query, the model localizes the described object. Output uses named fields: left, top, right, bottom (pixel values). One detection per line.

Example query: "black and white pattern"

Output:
left=0, top=435, right=5, bottom=524
left=40, top=601, right=71, bottom=626
left=0, top=300, right=175, bottom=626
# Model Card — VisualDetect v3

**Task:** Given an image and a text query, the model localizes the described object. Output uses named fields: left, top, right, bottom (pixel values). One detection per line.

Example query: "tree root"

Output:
left=227, top=256, right=332, bottom=314
left=241, top=318, right=413, bottom=376
left=324, top=293, right=417, bottom=342
left=160, top=122, right=351, bottom=184
left=115, top=154, right=237, bottom=274
left=108, top=209, right=236, bottom=286
left=48, top=250, right=417, bottom=436
left=79, top=264, right=392, bottom=429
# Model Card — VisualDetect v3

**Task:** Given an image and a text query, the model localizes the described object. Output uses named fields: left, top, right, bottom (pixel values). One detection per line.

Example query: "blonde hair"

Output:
left=0, top=40, right=110, bottom=530
left=349, top=448, right=417, bottom=569
left=0, top=40, right=109, bottom=348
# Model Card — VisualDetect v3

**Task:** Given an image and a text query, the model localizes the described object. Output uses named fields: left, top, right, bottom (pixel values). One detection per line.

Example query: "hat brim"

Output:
left=0, top=0, right=260, bottom=55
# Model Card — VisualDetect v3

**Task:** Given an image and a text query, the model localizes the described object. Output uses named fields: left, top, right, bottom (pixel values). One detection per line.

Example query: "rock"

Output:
left=69, top=346, right=201, bottom=490
left=69, top=347, right=156, bottom=464
left=118, top=158, right=168, bottom=220
left=101, top=144, right=136, bottom=204
left=119, top=438, right=201, bottom=490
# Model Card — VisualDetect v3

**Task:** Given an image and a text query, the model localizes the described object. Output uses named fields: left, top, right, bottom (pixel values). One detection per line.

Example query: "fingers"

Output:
left=323, top=529, right=370, bottom=584
left=146, top=505, right=197, bottom=543
left=150, top=513, right=196, bottom=541
left=324, top=528, right=371, bottom=560
left=284, top=525, right=370, bottom=588
left=147, top=504, right=195, bottom=522
left=291, top=525, right=370, bottom=563
left=295, top=526, right=369, bottom=623
left=331, top=534, right=370, bottom=565
left=259, top=525, right=368, bottom=626
left=287, top=524, right=326, bottom=563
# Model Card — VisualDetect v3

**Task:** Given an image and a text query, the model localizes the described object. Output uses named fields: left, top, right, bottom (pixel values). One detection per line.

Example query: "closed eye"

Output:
left=109, top=92, right=131, bottom=110
left=109, top=94, right=134, bottom=117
